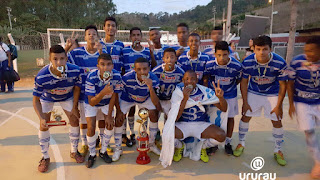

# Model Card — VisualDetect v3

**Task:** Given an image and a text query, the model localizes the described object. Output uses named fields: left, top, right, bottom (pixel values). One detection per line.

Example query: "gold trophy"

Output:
left=136, top=108, right=151, bottom=164
left=47, top=109, right=67, bottom=127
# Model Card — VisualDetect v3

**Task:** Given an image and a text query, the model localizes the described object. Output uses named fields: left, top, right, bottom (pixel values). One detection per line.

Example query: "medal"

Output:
left=103, top=71, right=111, bottom=80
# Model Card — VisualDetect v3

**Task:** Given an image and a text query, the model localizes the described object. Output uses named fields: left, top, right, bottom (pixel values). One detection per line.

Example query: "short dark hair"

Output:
left=189, top=33, right=201, bottom=39
left=50, top=45, right=66, bottom=54
left=98, top=53, right=113, bottom=63
left=134, top=57, right=150, bottom=66
left=130, top=27, right=142, bottom=35
left=253, top=35, right=272, bottom=48
left=104, top=17, right=117, bottom=26
left=149, top=28, right=160, bottom=32
left=184, top=70, right=197, bottom=77
left=306, top=36, right=320, bottom=48
left=163, top=48, right=176, bottom=56
left=213, top=26, right=223, bottom=31
left=177, top=23, right=189, bottom=30
left=215, top=41, right=230, bottom=52
left=85, top=25, right=98, bottom=33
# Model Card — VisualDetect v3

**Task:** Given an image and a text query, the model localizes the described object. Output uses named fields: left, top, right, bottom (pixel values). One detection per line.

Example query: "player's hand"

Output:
left=105, top=116, right=114, bottom=130
left=212, top=80, right=224, bottom=99
left=288, top=104, right=296, bottom=119
left=40, top=119, right=48, bottom=129
left=71, top=107, right=80, bottom=119
left=143, top=78, right=153, bottom=88
left=183, top=85, right=193, bottom=99
left=241, top=102, right=252, bottom=116
left=270, top=105, right=283, bottom=121
left=101, top=82, right=113, bottom=95
left=94, top=39, right=103, bottom=52
left=147, top=39, right=154, bottom=52
left=176, top=48, right=184, bottom=57
left=65, top=31, right=78, bottom=48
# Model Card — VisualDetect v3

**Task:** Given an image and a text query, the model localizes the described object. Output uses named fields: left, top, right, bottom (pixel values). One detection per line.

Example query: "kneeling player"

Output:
left=34, top=45, right=84, bottom=173
left=84, top=54, right=123, bottom=168
left=120, top=57, right=162, bottom=155
left=173, top=70, right=227, bottom=163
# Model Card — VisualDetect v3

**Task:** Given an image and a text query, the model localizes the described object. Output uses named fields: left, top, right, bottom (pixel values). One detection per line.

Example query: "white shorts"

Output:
left=84, top=103, right=109, bottom=118
left=160, top=100, right=171, bottom=115
left=245, top=92, right=279, bottom=121
left=40, top=98, right=73, bottom=113
left=120, top=98, right=156, bottom=114
left=175, top=121, right=213, bottom=141
left=226, top=97, right=238, bottom=118
left=295, top=102, right=320, bottom=131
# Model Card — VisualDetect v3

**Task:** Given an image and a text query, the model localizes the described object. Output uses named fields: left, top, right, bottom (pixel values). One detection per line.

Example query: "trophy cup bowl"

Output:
left=138, top=108, right=149, bottom=120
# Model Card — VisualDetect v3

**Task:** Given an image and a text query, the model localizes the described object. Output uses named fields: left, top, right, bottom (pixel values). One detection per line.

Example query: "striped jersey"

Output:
left=99, top=39, right=124, bottom=72
left=242, top=53, right=288, bottom=96
left=205, top=57, right=242, bottom=99
left=120, top=71, right=160, bottom=103
left=202, top=46, right=233, bottom=59
left=33, top=63, right=81, bottom=102
left=153, top=44, right=170, bottom=66
left=152, top=64, right=185, bottom=100
left=85, top=69, right=123, bottom=106
left=170, top=44, right=190, bottom=54
left=121, top=46, right=151, bottom=73
left=288, top=54, right=320, bottom=104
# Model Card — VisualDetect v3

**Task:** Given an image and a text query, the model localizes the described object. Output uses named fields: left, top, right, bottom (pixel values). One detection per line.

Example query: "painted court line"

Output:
left=0, top=108, right=65, bottom=180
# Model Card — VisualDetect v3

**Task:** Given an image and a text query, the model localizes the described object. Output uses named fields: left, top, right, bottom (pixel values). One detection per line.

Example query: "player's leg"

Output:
left=128, top=106, right=136, bottom=144
left=78, top=102, right=89, bottom=156
left=148, top=109, right=161, bottom=155
left=120, top=100, right=134, bottom=147
left=113, top=111, right=125, bottom=161
left=173, top=126, right=185, bottom=162
left=225, top=97, right=238, bottom=155
left=99, top=106, right=113, bottom=163
left=97, top=109, right=105, bottom=148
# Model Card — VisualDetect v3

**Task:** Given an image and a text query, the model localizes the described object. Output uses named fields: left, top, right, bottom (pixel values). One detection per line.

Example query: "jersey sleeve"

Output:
left=85, top=75, right=96, bottom=97
left=278, top=61, right=288, bottom=81
left=75, top=72, right=82, bottom=87
left=1, top=43, right=10, bottom=52
left=33, top=77, right=43, bottom=97
left=287, top=58, right=298, bottom=80
left=113, top=75, right=123, bottom=94
left=67, top=51, right=75, bottom=64
left=235, top=63, right=243, bottom=81
left=241, top=60, right=250, bottom=79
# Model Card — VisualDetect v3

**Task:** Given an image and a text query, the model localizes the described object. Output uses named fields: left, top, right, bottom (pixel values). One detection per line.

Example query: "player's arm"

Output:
left=88, top=83, right=113, bottom=106
left=240, top=77, right=252, bottom=115
left=212, top=80, right=227, bottom=112
left=106, top=92, right=117, bottom=129
left=71, top=86, right=81, bottom=118
left=33, top=96, right=48, bottom=129
left=144, top=78, right=161, bottom=111
left=176, top=87, right=192, bottom=121
left=6, top=51, right=11, bottom=67
left=287, top=80, right=295, bottom=118
left=270, top=80, right=286, bottom=120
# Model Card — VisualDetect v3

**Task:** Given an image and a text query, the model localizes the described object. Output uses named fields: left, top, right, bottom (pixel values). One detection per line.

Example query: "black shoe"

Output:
left=206, top=145, right=219, bottom=156
left=99, top=151, right=112, bottom=163
left=86, top=155, right=96, bottom=168
left=155, top=130, right=161, bottom=142
left=225, top=143, right=233, bottom=155
left=122, top=134, right=133, bottom=147
left=96, top=136, right=100, bottom=148
left=130, top=134, right=136, bottom=145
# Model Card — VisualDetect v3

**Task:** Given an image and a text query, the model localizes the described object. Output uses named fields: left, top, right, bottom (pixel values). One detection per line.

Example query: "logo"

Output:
left=239, top=157, right=276, bottom=180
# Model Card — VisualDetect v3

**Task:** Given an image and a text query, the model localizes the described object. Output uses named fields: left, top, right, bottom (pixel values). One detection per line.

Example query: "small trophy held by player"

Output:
left=47, top=109, right=67, bottom=127
left=136, top=108, right=151, bottom=165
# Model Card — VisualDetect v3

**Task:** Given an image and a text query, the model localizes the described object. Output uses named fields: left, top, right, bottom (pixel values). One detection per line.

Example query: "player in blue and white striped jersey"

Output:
left=287, top=36, right=320, bottom=178
left=33, top=45, right=84, bottom=173
left=204, top=41, right=242, bottom=155
left=233, top=35, right=288, bottom=166
left=100, top=17, right=124, bottom=72
left=84, top=54, right=123, bottom=168
left=120, top=57, right=162, bottom=156
left=178, top=33, right=210, bottom=85
left=68, top=25, right=107, bottom=156
left=171, top=23, right=190, bottom=57
left=149, top=28, right=170, bottom=66
left=152, top=48, right=185, bottom=116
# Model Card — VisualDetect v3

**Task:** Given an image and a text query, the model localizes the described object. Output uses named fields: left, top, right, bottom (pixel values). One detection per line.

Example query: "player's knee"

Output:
left=215, top=130, right=226, bottom=142
left=80, top=124, right=87, bottom=129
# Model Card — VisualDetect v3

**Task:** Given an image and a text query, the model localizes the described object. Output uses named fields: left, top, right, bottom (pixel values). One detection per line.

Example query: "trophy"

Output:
left=136, top=108, right=151, bottom=165
left=47, top=109, right=67, bottom=127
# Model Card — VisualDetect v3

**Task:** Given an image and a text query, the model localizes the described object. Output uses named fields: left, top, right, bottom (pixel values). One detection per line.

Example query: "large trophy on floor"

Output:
left=136, top=108, right=151, bottom=164
left=47, top=109, right=67, bottom=127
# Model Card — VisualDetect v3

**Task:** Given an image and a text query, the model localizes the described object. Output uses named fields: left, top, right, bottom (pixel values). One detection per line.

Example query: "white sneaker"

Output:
left=149, top=144, right=161, bottom=155
left=112, top=148, right=123, bottom=162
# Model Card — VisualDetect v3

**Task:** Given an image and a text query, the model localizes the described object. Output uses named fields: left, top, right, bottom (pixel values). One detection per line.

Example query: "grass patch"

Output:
left=17, top=50, right=44, bottom=77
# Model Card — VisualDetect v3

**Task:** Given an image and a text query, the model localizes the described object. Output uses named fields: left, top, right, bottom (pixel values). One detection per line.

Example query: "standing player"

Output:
left=84, top=54, right=123, bottom=168
left=68, top=25, right=106, bottom=156
left=120, top=57, right=162, bottom=155
left=121, top=27, right=157, bottom=146
left=152, top=48, right=185, bottom=117
left=178, top=33, right=210, bottom=85
left=34, top=45, right=84, bottom=173
left=171, top=23, right=190, bottom=57
left=233, top=35, right=287, bottom=166
left=204, top=41, right=242, bottom=155
left=287, top=36, right=320, bottom=178
left=149, top=28, right=170, bottom=66
left=100, top=17, right=124, bottom=72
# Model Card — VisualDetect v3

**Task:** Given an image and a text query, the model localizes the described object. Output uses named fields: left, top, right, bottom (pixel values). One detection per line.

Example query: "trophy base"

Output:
left=136, top=151, right=151, bottom=165
left=47, top=120, right=67, bottom=127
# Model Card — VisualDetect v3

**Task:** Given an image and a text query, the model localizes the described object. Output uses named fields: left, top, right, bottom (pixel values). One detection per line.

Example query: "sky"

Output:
left=113, top=0, right=212, bottom=14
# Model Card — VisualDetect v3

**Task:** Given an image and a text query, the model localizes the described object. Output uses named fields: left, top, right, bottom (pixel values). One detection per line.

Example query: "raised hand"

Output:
left=101, top=82, right=113, bottom=95
left=212, top=80, right=224, bottom=98
left=147, top=39, right=154, bottom=52
left=183, top=85, right=193, bottom=99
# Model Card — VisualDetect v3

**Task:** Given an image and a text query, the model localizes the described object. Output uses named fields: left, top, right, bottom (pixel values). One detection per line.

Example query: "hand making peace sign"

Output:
left=212, top=80, right=224, bottom=98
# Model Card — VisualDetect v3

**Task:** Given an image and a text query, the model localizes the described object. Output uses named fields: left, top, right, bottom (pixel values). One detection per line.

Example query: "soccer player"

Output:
left=233, top=35, right=287, bottom=166
left=204, top=41, right=242, bottom=155
left=68, top=25, right=106, bottom=156
left=178, top=33, right=210, bottom=85
left=149, top=28, right=170, bottom=66
left=34, top=45, right=84, bottom=173
left=120, top=57, right=162, bottom=155
left=171, top=23, right=190, bottom=57
left=84, top=53, right=123, bottom=168
left=100, top=17, right=124, bottom=72
left=121, top=27, right=157, bottom=146
left=172, top=70, right=227, bottom=163
left=287, top=36, right=320, bottom=178
left=152, top=48, right=185, bottom=117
